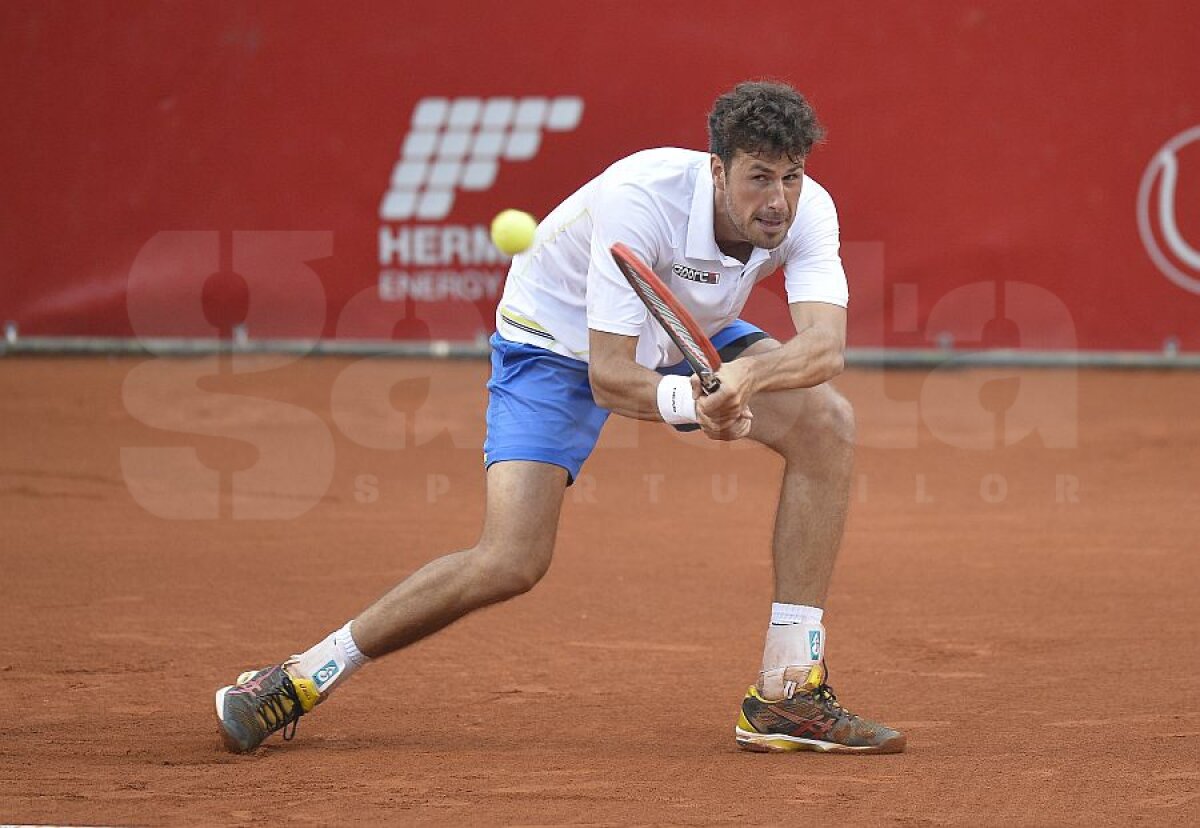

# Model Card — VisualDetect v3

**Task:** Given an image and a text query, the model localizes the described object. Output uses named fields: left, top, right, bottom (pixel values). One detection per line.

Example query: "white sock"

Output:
left=292, top=620, right=370, bottom=696
left=770, top=602, right=824, bottom=626
left=760, top=604, right=826, bottom=699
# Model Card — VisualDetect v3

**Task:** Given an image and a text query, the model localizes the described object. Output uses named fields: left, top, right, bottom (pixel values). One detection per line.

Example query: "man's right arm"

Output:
left=586, top=329, right=663, bottom=421
left=588, top=328, right=752, bottom=440
left=583, top=173, right=750, bottom=439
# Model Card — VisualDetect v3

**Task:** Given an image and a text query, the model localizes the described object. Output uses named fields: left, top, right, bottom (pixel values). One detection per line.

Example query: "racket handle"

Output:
left=700, top=374, right=721, bottom=394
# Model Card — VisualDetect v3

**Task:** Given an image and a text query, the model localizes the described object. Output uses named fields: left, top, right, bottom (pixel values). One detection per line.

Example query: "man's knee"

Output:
left=815, top=388, right=856, bottom=447
left=770, top=386, right=855, bottom=457
left=470, top=542, right=553, bottom=600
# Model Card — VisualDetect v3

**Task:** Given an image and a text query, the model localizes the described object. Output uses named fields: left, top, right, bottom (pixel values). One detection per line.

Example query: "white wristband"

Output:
left=656, top=375, right=698, bottom=424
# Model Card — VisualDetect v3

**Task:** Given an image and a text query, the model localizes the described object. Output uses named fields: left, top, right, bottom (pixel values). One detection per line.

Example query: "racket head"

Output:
left=609, top=242, right=722, bottom=393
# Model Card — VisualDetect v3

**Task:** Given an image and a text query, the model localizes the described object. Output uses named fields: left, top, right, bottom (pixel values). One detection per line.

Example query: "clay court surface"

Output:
left=1, top=356, right=1197, bottom=826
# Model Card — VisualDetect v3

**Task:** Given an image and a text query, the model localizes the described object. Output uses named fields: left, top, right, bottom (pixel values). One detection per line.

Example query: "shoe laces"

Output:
left=811, top=682, right=841, bottom=708
left=255, top=674, right=305, bottom=742
left=808, top=664, right=856, bottom=718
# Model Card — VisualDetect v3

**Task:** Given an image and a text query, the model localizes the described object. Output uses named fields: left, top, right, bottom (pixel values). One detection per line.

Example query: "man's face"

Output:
left=711, top=150, right=805, bottom=251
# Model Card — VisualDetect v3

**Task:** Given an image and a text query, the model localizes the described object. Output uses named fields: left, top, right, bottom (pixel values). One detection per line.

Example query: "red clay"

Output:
left=1, top=356, right=1198, bottom=825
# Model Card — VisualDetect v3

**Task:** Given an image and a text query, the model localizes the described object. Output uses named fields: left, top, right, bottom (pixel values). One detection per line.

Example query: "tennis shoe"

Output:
left=735, top=663, right=905, bottom=754
left=215, top=662, right=321, bottom=753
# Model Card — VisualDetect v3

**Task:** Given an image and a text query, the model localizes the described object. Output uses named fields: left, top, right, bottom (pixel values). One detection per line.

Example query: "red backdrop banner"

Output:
left=3, top=1, right=1199, bottom=351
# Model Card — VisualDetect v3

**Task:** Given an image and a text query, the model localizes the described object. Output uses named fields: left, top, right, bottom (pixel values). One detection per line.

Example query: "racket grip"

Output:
left=700, top=374, right=721, bottom=394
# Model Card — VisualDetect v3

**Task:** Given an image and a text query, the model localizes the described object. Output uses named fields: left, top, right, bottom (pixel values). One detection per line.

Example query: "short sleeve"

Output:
left=782, top=181, right=850, bottom=307
left=585, top=181, right=666, bottom=336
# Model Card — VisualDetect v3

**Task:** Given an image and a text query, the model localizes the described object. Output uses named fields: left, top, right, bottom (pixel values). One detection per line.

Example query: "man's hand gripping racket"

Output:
left=609, top=243, right=752, bottom=439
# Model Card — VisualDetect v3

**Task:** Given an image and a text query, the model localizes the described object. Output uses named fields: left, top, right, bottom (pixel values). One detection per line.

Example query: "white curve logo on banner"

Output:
left=380, top=96, right=584, bottom=221
left=1137, top=125, right=1200, bottom=295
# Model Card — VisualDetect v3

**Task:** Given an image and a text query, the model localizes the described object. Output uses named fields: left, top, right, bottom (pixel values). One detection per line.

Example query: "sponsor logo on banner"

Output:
left=377, top=96, right=584, bottom=305
left=1137, top=125, right=1200, bottom=295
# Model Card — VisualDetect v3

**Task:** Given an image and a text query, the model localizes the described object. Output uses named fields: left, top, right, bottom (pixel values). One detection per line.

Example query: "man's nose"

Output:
left=765, top=180, right=786, bottom=210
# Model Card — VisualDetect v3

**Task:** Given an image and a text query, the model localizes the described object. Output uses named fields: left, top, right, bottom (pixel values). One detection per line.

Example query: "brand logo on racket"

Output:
left=672, top=263, right=721, bottom=285
left=1137, top=125, right=1200, bottom=295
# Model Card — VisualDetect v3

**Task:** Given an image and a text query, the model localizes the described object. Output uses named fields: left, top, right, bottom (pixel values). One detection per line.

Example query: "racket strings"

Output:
left=624, top=269, right=712, bottom=370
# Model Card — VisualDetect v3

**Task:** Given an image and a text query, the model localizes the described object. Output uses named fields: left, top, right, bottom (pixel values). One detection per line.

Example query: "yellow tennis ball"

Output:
left=490, top=209, right=538, bottom=255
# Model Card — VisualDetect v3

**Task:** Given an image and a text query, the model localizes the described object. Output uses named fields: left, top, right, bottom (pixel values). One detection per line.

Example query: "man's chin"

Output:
left=752, top=230, right=788, bottom=249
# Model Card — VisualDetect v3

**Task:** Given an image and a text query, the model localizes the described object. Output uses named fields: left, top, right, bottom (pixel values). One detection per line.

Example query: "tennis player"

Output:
left=216, top=80, right=905, bottom=755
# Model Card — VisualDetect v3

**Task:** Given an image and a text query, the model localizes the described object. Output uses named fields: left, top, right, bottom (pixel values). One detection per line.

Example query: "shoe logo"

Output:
left=808, top=629, right=823, bottom=661
left=766, top=704, right=836, bottom=739
left=235, top=671, right=269, bottom=694
left=313, top=659, right=340, bottom=690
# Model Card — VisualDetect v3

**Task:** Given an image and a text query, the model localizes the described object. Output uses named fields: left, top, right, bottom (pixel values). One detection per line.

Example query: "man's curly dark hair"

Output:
left=707, top=81, right=825, bottom=167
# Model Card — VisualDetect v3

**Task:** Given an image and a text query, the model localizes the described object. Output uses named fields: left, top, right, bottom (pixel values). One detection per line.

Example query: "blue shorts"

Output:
left=483, top=320, right=769, bottom=483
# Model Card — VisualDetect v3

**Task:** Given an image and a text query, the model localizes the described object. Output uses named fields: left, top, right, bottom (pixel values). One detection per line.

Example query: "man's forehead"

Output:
left=731, top=149, right=805, bottom=172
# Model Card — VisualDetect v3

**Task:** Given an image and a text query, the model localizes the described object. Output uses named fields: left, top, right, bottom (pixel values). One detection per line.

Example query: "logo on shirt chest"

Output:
left=672, top=263, right=721, bottom=285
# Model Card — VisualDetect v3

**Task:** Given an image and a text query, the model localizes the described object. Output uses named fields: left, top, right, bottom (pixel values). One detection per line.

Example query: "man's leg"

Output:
left=741, top=345, right=854, bottom=609
left=215, top=459, right=568, bottom=753
left=731, top=338, right=905, bottom=754
left=353, top=460, right=568, bottom=655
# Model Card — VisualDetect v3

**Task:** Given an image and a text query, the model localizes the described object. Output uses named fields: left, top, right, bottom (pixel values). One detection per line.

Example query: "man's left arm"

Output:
left=695, top=302, right=845, bottom=421
left=731, top=301, right=845, bottom=393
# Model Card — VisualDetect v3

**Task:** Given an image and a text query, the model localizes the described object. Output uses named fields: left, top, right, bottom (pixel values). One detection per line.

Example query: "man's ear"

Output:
left=710, top=154, right=726, bottom=192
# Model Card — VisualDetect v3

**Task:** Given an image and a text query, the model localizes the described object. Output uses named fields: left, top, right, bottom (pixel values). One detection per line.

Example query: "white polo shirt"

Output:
left=495, top=147, right=847, bottom=369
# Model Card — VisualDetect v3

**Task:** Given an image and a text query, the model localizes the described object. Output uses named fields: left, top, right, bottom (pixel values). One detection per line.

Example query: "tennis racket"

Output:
left=609, top=242, right=722, bottom=394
